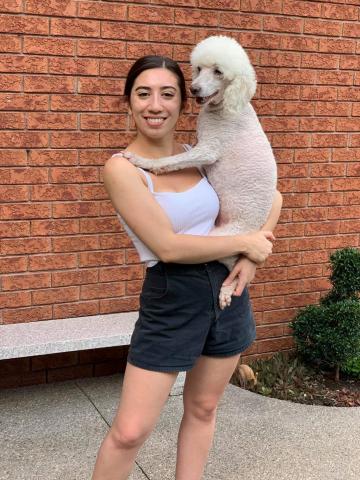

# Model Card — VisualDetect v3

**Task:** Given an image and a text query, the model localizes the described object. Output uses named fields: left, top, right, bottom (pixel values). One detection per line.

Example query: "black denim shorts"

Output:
left=127, top=260, right=256, bottom=372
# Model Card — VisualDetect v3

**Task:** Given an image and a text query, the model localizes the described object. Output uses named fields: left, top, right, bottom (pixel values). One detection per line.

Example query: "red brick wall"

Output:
left=1, top=1, right=360, bottom=387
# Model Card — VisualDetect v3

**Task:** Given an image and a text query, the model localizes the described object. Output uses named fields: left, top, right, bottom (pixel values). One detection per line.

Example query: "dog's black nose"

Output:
left=190, top=86, right=200, bottom=96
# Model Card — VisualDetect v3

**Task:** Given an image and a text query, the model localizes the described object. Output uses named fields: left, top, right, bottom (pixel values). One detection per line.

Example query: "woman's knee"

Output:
left=108, top=422, right=150, bottom=450
left=184, top=397, right=218, bottom=423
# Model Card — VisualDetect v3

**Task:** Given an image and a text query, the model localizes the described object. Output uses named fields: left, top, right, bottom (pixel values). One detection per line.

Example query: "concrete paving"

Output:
left=1, top=373, right=359, bottom=480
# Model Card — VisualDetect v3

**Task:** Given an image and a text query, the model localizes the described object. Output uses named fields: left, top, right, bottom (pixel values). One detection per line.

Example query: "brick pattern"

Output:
left=1, top=1, right=360, bottom=386
left=0, top=346, right=129, bottom=389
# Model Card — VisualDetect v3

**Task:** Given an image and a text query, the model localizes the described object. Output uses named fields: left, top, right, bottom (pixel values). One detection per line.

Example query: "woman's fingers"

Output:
left=263, top=230, right=276, bottom=242
left=223, top=265, right=241, bottom=286
left=234, top=275, right=247, bottom=296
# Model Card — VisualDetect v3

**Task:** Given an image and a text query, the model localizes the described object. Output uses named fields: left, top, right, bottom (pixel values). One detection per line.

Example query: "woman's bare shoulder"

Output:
left=104, top=154, right=146, bottom=187
left=105, top=152, right=132, bottom=170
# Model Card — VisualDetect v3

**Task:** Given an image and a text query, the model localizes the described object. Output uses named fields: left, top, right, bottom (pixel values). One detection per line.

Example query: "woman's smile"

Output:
left=144, top=116, right=168, bottom=127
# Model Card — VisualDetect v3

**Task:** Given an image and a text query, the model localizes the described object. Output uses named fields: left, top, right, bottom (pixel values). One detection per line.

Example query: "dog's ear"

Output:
left=223, top=75, right=257, bottom=115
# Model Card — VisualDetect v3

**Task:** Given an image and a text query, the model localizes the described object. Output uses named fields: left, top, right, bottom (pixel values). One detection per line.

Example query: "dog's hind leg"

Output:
left=217, top=255, right=239, bottom=310
left=219, top=280, right=238, bottom=310
left=214, top=253, right=240, bottom=310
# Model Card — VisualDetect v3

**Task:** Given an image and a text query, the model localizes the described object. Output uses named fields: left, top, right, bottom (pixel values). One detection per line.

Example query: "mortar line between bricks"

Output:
left=75, top=380, right=151, bottom=479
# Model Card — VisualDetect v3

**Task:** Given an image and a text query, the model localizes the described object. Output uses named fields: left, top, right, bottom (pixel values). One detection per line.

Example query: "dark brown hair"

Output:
left=124, top=55, right=187, bottom=110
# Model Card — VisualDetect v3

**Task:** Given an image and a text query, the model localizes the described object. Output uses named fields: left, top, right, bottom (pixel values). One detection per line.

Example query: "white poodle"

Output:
left=127, top=35, right=278, bottom=308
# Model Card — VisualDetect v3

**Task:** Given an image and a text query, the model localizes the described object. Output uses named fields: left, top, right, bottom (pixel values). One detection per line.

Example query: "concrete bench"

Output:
left=0, top=312, right=185, bottom=395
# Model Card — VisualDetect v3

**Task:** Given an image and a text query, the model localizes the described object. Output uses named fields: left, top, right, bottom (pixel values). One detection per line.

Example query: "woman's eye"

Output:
left=163, top=92, right=175, bottom=98
left=138, top=92, right=149, bottom=97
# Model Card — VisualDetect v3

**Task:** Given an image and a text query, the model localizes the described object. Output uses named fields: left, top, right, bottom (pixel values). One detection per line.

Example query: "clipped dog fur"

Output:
left=126, top=35, right=277, bottom=309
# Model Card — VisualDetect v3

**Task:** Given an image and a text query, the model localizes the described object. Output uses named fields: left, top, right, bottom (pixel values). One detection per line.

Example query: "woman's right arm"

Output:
left=103, top=157, right=274, bottom=264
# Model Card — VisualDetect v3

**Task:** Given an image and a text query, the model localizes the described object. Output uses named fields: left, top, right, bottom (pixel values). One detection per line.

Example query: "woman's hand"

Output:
left=223, top=256, right=257, bottom=297
left=242, top=230, right=275, bottom=264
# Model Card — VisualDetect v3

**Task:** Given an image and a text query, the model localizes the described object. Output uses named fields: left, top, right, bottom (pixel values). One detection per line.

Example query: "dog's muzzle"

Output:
left=194, top=90, right=219, bottom=105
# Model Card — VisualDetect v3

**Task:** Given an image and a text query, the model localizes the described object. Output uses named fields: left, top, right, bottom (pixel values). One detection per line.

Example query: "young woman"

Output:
left=91, top=55, right=282, bottom=480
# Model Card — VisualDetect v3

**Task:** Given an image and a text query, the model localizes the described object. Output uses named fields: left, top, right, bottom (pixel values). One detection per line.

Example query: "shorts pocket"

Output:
left=141, top=265, right=169, bottom=300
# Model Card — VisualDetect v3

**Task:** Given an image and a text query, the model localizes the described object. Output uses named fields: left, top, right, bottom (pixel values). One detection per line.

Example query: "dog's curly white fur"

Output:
left=127, top=35, right=278, bottom=309
left=191, top=35, right=257, bottom=115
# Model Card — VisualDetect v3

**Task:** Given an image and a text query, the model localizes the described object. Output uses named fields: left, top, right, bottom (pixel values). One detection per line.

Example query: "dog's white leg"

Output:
left=219, top=279, right=238, bottom=310
left=214, top=252, right=239, bottom=310
left=126, top=138, right=221, bottom=174
left=218, top=254, right=238, bottom=310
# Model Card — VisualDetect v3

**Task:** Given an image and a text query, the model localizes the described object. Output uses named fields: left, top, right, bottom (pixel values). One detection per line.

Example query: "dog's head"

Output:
left=190, top=35, right=257, bottom=114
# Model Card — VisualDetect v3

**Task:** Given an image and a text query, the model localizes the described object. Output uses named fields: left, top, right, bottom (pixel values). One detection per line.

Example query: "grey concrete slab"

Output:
left=1, top=374, right=359, bottom=480
left=79, top=374, right=360, bottom=480
left=205, top=385, right=360, bottom=480
left=0, top=380, right=147, bottom=480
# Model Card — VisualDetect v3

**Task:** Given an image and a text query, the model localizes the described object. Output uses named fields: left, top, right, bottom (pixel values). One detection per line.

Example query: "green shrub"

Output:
left=290, top=247, right=360, bottom=380
left=341, top=356, right=360, bottom=379
left=321, top=247, right=360, bottom=305
left=290, top=300, right=360, bottom=370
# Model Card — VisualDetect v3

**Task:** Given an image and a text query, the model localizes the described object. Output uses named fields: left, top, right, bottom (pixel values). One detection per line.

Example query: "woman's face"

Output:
left=129, top=68, right=182, bottom=142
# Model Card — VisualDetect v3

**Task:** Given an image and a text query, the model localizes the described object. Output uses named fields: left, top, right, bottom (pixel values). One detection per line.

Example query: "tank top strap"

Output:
left=137, top=167, right=155, bottom=193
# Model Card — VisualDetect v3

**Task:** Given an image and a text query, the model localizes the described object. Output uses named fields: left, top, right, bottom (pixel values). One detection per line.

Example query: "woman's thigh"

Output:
left=183, top=354, right=241, bottom=415
left=110, top=362, right=178, bottom=438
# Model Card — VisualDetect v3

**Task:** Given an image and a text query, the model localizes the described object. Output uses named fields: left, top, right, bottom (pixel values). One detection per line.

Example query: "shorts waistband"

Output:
left=148, top=260, right=223, bottom=275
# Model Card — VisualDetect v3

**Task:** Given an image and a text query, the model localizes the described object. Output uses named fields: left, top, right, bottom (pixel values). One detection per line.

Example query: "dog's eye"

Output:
left=214, top=68, right=223, bottom=76
left=197, top=66, right=201, bottom=73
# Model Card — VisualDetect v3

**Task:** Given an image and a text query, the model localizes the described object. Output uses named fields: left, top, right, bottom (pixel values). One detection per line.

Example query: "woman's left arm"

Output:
left=223, top=189, right=283, bottom=295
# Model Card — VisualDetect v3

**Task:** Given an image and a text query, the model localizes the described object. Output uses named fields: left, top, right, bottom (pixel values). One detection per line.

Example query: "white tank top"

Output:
left=115, top=146, right=220, bottom=267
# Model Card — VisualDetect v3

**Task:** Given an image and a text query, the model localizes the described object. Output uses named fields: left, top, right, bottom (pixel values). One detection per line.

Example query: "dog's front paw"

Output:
left=126, top=153, right=146, bottom=167
left=128, top=154, right=161, bottom=173
left=219, top=281, right=237, bottom=310
left=121, top=151, right=133, bottom=160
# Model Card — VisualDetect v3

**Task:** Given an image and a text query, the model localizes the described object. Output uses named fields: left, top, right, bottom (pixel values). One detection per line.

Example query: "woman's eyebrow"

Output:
left=135, top=86, right=177, bottom=91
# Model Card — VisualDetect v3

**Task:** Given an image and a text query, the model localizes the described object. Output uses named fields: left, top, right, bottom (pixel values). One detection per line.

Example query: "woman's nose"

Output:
left=148, top=93, right=162, bottom=112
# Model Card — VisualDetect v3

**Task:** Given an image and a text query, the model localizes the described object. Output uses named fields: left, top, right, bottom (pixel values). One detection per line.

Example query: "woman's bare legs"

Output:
left=91, top=362, right=178, bottom=480
left=175, top=353, right=241, bottom=480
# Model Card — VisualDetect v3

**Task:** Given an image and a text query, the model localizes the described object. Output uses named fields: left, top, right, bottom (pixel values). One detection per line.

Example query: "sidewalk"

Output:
left=1, top=373, right=359, bottom=480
